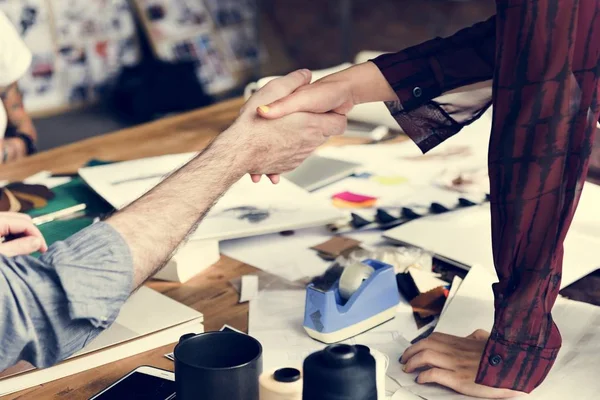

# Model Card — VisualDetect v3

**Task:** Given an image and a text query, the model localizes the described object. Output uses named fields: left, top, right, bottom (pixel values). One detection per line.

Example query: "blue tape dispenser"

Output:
left=303, top=259, right=400, bottom=343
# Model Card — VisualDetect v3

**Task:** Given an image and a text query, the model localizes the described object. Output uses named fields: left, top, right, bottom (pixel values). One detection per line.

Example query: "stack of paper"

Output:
left=0, top=287, right=203, bottom=396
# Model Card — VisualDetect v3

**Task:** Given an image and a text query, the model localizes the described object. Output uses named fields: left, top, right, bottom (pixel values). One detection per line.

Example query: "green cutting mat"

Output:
left=27, top=173, right=114, bottom=249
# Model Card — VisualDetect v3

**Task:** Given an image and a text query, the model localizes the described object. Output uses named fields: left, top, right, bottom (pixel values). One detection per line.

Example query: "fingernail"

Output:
left=402, top=365, right=407, bottom=372
left=300, top=68, right=311, bottom=78
left=31, top=238, right=41, bottom=248
left=258, top=105, right=270, bottom=114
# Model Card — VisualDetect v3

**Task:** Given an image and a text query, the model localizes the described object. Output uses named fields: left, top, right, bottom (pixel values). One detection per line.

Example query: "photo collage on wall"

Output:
left=136, top=0, right=267, bottom=95
left=0, top=0, right=140, bottom=113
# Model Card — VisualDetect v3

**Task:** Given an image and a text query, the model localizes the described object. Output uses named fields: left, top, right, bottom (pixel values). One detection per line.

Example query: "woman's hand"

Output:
left=401, top=330, right=524, bottom=399
left=0, top=212, right=48, bottom=256
left=249, top=62, right=397, bottom=184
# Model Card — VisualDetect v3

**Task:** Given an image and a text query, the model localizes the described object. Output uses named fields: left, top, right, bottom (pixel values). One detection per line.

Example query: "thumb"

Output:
left=257, top=89, right=317, bottom=120
left=0, top=236, right=43, bottom=257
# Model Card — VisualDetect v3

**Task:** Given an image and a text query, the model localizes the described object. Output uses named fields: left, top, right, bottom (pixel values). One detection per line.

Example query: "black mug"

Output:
left=174, top=331, right=263, bottom=400
left=303, top=344, right=377, bottom=400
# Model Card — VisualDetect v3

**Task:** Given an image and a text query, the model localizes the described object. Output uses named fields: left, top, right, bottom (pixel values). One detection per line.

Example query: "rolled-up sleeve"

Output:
left=0, top=222, right=133, bottom=371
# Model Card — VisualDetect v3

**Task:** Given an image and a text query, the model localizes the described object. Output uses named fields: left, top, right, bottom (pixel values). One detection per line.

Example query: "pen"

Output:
left=32, top=204, right=87, bottom=226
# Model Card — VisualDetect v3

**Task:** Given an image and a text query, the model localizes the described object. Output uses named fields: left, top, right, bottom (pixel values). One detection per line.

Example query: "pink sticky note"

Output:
left=332, top=191, right=377, bottom=203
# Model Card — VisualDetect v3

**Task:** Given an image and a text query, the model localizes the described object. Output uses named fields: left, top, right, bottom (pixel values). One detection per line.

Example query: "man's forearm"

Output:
left=107, top=128, right=247, bottom=288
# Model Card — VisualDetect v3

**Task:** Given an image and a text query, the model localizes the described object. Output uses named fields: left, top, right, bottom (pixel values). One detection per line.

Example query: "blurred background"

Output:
left=0, top=0, right=494, bottom=148
left=2, top=0, right=598, bottom=176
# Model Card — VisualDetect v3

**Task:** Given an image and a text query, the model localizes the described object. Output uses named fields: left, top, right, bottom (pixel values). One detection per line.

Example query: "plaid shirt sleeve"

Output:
left=373, top=0, right=600, bottom=393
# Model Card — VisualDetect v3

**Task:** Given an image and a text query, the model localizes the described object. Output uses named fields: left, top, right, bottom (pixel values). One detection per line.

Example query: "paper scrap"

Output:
left=239, top=275, right=259, bottom=303
left=332, top=191, right=377, bottom=203
left=408, top=268, right=447, bottom=294
left=310, top=236, right=362, bottom=260
left=332, top=198, right=377, bottom=209
left=409, top=287, right=447, bottom=319
left=440, top=275, right=463, bottom=317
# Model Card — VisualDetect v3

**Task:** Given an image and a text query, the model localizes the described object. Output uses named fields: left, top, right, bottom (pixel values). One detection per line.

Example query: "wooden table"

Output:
left=0, top=97, right=390, bottom=399
left=1, top=98, right=597, bottom=399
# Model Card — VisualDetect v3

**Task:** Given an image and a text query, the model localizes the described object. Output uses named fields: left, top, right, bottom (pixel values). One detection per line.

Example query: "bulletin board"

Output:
left=0, top=0, right=141, bottom=117
left=131, top=0, right=268, bottom=96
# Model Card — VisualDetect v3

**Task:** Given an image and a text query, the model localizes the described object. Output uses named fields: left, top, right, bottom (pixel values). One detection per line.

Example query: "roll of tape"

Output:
left=339, top=262, right=375, bottom=300
left=260, top=368, right=303, bottom=400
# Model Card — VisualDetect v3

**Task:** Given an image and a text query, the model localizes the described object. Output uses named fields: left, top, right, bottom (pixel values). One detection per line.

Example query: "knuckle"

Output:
left=420, top=349, right=434, bottom=360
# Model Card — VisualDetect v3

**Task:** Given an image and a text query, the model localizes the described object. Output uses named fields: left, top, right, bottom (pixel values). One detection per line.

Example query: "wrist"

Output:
left=346, top=62, right=398, bottom=105
left=200, top=126, right=250, bottom=178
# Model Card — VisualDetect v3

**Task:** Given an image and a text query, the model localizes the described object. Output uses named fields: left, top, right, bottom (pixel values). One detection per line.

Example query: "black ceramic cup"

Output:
left=174, top=331, right=263, bottom=400
left=302, top=344, right=377, bottom=400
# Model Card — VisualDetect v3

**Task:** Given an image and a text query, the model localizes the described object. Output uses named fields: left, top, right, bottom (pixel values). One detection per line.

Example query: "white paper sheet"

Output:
left=221, top=227, right=386, bottom=282
left=440, top=276, right=463, bottom=317
left=239, top=275, right=259, bottom=303
left=384, top=182, right=600, bottom=289
left=249, top=288, right=419, bottom=397
left=398, top=265, right=600, bottom=399
left=78, top=154, right=343, bottom=241
left=408, top=268, right=448, bottom=294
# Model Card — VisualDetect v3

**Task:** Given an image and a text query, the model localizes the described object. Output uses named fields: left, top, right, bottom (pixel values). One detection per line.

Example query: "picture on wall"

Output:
left=165, top=32, right=236, bottom=95
left=0, top=0, right=141, bottom=113
left=18, top=52, right=63, bottom=111
left=203, top=0, right=255, bottom=27
left=220, top=23, right=265, bottom=69
left=52, top=0, right=136, bottom=45
left=88, top=37, right=140, bottom=96
left=140, top=0, right=212, bottom=40
left=56, top=44, right=92, bottom=103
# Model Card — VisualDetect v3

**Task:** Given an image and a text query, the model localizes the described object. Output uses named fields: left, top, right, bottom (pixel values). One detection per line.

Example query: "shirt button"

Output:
left=413, top=87, right=423, bottom=98
left=489, top=354, right=503, bottom=366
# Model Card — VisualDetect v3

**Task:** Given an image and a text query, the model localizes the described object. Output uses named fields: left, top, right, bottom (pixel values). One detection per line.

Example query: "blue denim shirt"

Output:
left=0, top=222, right=133, bottom=371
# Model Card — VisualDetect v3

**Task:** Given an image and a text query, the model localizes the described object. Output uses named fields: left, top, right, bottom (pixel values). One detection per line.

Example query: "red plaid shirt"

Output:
left=373, top=0, right=600, bottom=393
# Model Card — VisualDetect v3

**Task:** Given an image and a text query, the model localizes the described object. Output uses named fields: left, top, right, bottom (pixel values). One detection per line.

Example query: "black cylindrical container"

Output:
left=174, top=332, right=263, bottom=400
left=302, top=344, right=377, bottom=400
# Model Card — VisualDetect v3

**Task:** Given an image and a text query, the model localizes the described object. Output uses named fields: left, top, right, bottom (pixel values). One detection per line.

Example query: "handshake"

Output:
left=229, top=68, right=353, bottom=185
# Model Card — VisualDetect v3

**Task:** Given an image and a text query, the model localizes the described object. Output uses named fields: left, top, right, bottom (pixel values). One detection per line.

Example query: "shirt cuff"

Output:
left=477, top=328, right=561, bottom=393
left=371, top=54, right=463, bottom=154
left=371, top=52, right=442, bottom=110
left=38, top=222, right=133, bottom=329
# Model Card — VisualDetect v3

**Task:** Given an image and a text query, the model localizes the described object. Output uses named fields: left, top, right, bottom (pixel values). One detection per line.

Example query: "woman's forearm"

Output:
left=319, top=62, right=399, bottom=105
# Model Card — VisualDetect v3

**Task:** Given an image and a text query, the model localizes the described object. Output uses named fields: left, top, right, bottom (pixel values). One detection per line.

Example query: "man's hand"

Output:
left=401, top=330, right=524, bottom=399
left=0, top=212, right=47, bottom=256
left=232, top=69, right=347, bottom=183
